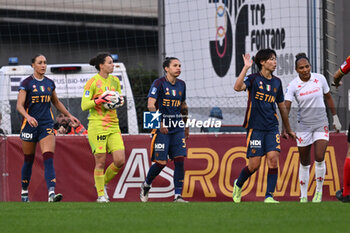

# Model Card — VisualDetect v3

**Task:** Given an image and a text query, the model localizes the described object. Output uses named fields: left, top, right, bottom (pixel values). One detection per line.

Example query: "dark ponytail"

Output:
left=295, top=53, right=310, bottom=67
left=162, top=57, right=179, bottom=71
left=89, top=52, right=112, bottom=71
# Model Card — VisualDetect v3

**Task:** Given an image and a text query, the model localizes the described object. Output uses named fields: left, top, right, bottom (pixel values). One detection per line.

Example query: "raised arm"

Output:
left=332, top=69, right=344, bottom=88
left=234, top=54, right=253, bottom=91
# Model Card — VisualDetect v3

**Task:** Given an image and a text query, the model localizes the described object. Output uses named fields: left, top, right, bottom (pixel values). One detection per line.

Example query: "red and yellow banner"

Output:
left=0, top=133, right=346, bottom=202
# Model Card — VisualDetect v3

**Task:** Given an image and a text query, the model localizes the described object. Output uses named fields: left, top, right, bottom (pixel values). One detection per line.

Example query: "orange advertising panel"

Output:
left=0, top=134, right=346, bottom=202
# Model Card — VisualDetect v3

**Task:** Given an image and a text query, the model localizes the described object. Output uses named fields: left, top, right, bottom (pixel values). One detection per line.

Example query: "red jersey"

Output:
left=340, top=56, right=350, bottom=75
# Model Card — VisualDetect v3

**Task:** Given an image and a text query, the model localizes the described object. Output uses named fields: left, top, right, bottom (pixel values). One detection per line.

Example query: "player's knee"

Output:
left=114, top=158, right=125, bottom=168
left=248, top=164, right=259, bottom=173
left=95, top=161, right=105, bottom=170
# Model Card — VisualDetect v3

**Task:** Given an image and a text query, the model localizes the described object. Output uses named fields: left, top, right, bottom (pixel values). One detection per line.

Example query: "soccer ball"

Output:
left=102, top=90, right=122, bottom=110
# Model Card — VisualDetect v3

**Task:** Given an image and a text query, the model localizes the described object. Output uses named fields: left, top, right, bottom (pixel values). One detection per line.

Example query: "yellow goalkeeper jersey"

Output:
left=81, top=73, right=122, bottom=133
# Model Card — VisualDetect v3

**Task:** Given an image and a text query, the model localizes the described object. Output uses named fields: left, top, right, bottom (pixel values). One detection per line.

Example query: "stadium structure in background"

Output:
left=0, top=0, right=349, bottom=133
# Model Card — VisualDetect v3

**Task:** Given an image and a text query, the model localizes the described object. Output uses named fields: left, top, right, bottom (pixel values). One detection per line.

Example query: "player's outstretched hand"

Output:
left=242, top=54, right=253, bottom=69
left=94, top=93, right=112, bottom=105
left=287, top=130, right=297, bottom=141
left=69, top=115, right=81, bottom=127
left=26, top=115, right=38, bottom=127
left=281, top=129, right=289, bottom=139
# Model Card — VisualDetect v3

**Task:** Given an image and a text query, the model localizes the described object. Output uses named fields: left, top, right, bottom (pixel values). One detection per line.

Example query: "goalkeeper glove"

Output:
left=94, top=93, right=112, bottom=105
left=117, top=96, right=125, bottom=107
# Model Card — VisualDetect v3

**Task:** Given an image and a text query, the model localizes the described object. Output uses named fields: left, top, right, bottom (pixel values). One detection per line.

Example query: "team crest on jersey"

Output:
left=165, top=88, right=170, bottom=95
left=40, top=86, right=45, bottom=92
left=85, top=90, right=90, bottom=97
left=266, top=84, right=271, bottom=91
left=273, top=88, right=277, bottom=93
left=172, top=90, right=176, bottom=96
left=179, top=91, right=182, bottom=96
left=47, top=87, right=51, bottom=92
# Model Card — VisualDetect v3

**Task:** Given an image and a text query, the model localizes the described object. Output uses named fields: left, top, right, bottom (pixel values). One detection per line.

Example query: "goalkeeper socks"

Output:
left=43, top=152, right=56, bottom=189
left=104, top=163, right=121, bottom=185
left=343, top=158, right=350, bottom=196
left=265, top=168, right=278, bottom=198
left=236, top=166, right=253, bottom=188
left=21, top=154, right=35, bottom=190
left=299, top=164, right=310, bottom=198
left=315, top=160, right=326, bottom=193
left=145, top=162, right=165, bottom=185
left=174, top=157, right=185, bottom=195
left=94, top=169, right=105, bottom=197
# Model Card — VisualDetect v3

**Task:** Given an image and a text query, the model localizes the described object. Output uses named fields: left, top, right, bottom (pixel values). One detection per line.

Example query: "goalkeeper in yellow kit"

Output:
left=81, top=52, right=125, bottom=202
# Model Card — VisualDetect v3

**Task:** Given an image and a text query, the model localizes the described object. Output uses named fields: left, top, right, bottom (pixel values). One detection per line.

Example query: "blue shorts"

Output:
left=246, top=129, right=280, bottom=157
left=20, top=121, right=54, bottom=142
left=151, top=130, right=187, bottom=161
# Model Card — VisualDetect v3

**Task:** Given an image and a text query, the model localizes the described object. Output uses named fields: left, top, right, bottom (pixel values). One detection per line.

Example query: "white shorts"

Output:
left=296, top=123, right=329, bottom=147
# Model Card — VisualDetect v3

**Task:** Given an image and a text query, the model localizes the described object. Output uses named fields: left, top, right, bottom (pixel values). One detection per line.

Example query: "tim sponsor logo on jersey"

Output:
left=250, top=140, right=261, bottom=148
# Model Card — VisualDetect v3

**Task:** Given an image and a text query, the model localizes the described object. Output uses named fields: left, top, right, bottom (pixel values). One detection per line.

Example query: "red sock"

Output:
left=343, top=158, right=350, bottom=197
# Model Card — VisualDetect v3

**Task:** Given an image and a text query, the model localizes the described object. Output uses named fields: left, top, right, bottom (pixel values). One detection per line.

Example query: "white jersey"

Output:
left=285, top=73, right=329, bottom=126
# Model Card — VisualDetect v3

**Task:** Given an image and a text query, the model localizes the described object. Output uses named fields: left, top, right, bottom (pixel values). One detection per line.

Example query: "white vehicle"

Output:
left=0, top=61, right=138, bottom=134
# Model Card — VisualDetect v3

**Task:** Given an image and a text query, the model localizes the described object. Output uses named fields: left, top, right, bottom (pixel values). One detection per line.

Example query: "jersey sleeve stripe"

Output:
left=150, top=133, right=158, bottom=160
left=246, top=129, right=253, bottom=147
left=84, top=78, right=95, bottom=90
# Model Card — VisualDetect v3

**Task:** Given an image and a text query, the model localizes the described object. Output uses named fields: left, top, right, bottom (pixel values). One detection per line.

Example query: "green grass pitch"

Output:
left=0, top=202, right=348, bottom=233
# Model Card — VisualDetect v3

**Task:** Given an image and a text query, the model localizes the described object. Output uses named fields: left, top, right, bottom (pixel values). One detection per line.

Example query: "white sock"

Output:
left=299, top=164, right=310, bottom=198
left=21, top=189, right=28, bottom=195
left=315, top=160, right=326, bottom=193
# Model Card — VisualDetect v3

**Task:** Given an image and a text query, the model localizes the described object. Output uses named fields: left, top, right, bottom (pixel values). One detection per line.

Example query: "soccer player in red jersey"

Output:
left=17, top=54, right=80, bottom=202
left=333, top=55, right=350, bottom=202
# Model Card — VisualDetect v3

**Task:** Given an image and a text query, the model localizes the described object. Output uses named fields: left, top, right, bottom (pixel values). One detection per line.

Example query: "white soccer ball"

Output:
left=102, top=90, right=121, bottom=110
